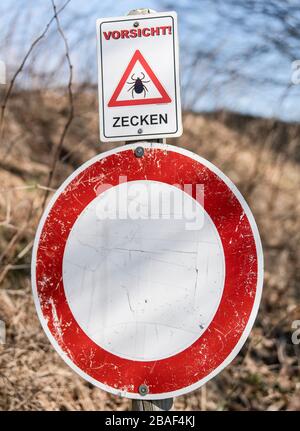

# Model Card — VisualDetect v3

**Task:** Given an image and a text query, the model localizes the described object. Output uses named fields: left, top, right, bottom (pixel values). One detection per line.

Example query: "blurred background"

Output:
left=0, top=0, right=299, bottom=411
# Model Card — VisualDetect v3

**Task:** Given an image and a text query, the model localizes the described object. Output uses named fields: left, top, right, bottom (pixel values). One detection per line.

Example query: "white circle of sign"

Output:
left=63, top=180, right=225, bottom=361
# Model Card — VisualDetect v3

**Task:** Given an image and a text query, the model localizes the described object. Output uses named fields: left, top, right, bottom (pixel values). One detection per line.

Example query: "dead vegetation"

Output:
left=0, top=89, right=299, bottom=410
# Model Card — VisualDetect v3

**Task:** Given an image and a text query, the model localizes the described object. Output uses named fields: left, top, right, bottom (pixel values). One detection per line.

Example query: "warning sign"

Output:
left=32, top=143, right=263, bottom=399
left=96, top=12, right=182, bottom=142
left=108, top=50, right=171, bottom=107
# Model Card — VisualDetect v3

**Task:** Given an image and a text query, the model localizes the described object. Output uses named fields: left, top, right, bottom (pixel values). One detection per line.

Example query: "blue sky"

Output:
left=1, top=0, right=300, bottom=122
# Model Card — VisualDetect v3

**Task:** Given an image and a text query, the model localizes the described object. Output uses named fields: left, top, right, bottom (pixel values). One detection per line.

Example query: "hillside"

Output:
left=0, top=90, right=299, bottom=410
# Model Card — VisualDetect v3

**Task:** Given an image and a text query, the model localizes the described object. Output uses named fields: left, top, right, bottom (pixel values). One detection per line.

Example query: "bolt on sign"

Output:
left=96, top=12, right=182, bottom=142
left=32, top=143, right=263, bottom=400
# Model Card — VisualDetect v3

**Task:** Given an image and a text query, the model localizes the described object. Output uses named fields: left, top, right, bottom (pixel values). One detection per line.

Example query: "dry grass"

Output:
left=0, top=90, right=299, bottom=410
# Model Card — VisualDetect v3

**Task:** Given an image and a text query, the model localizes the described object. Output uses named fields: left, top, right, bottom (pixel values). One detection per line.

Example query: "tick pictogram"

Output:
left=107, top=50, right=172, bottom=107
left=127, top=72, right=150, bottom=98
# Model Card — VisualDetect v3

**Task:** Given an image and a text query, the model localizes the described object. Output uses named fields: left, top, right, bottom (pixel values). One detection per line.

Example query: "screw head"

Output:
left=137, top=128, right=143, bottom=135
left=133, top=21, right=139, bottom=27
left=138, top=384, right=149, bottom=396
left=134, top=146, right=144, bottom=158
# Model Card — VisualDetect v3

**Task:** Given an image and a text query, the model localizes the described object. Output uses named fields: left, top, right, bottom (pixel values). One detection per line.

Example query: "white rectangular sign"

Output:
left=96, top=12, right=182, bottom=142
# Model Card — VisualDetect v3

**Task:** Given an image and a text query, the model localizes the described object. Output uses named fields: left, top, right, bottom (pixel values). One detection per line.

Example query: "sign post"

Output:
left=31, top=7, right=263, bottom=414
left=125, top=10, right=173, bottom=410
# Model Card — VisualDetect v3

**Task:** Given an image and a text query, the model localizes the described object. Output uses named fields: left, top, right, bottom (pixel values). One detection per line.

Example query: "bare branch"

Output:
left=41, top=0, right=74, bottom=210
left=0, top=0, right=71, bottom=145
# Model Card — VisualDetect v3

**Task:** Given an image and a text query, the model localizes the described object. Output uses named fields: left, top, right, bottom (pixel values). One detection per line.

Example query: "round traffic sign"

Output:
left=32, top=143, right=263, bottom=399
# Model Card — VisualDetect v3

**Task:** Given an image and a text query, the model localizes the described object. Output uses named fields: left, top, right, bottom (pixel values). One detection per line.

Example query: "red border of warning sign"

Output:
left=108, top=50, right=172, bottom=107
left=32, top=144, right=263, bottom=399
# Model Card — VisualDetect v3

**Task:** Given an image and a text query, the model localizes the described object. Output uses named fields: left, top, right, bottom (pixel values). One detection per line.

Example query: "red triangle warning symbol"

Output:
left=108, top=50, right=172, bottom=107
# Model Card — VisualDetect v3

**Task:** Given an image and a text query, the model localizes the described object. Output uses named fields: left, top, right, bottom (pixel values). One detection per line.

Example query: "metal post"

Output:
left=132, top=398, right=173, bottom=411
left=127, top=8, right=172, bottom=411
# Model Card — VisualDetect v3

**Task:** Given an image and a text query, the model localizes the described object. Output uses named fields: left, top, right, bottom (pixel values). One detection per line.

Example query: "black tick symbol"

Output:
left=127, top=73, right=150, bottom=98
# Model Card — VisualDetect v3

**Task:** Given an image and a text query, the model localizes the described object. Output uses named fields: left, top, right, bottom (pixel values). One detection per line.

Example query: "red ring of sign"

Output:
left=35, top=147, right=259, bottom=396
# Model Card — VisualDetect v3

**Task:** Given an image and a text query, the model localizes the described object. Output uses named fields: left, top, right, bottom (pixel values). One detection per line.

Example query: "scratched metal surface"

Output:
left=31, top=143, right=263, bottom=400
left=63, top=180, right=225, bottom=361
